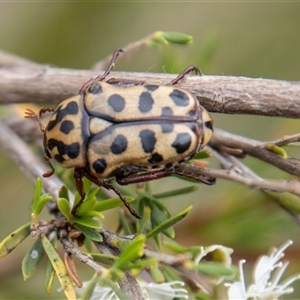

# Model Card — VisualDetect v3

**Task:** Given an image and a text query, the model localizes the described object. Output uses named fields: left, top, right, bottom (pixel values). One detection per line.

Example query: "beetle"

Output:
left=25, top=49, right=214, bottom=217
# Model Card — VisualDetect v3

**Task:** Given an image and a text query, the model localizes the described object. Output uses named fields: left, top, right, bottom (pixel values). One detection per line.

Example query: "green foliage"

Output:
left=44, top=236, right=57, bottom=294
left=0, top=172, right=235, bottom=299
left=146, top=31, right=193, bottom=49
left=22, top=238, right=45, bottom=280
left=153, top=185, right=198, bottom=199
left=193, top=149, right=213, bottom=160
left=32, top=178, right=52, bottom=215
left=147, top=205, right=192, bottom=239
left=80, top=273, right=99, bottom=300
left=0, top=222, right=31, bottom=258
left=73, top=223, right=103, bottom=242
left=266, top=144, right=288, bottom=159
left=265, top=191, right=300, bottom=214
left=110, top=235, right=145, bottom=273
left=195, top=262, right=235, bottom=277
left=93, top=196, right=135, bottom=212
left=41, top=235, right=76, bottom=299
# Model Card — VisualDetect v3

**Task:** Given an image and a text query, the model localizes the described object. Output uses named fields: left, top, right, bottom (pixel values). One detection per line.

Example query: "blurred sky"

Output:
left=0, top=2, right=300, bottom=299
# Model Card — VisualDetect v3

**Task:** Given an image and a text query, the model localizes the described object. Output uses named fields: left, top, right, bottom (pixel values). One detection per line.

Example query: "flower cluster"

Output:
left=226, top=240, right=300, bottom=300
left=75, top=241, right=300, bottom=300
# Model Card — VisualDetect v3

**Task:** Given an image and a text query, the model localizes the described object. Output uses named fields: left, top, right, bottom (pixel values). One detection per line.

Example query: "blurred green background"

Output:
left=0, top=2, right=300, bottom=299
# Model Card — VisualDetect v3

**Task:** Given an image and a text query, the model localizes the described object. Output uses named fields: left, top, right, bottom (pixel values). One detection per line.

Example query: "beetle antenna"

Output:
left=24, top=108, right=45, bottom=132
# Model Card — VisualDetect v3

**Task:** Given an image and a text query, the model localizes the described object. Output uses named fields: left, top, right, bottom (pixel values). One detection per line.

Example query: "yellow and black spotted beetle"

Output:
left=26, top=49, right=214, bottom=217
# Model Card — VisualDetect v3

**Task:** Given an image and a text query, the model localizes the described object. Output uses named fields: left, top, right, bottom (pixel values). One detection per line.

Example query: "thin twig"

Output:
left=175, top=163, right=300, bottom=197
left=94, top=230, right=145, bottom=300
left=92, top=33, right=155, bottom=70
left=143, top=249, right=213, bottom=294
left=98, top=228, right=213, bottom=295
left=59, top=229, right=108, bottom=275
left=210, top=129, right=300, bottom=177
left=264, top=133, right=300, bottom=147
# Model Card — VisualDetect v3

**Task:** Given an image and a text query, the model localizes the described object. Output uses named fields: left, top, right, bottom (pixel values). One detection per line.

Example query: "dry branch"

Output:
left=0, top=50, right=300, bottom=118
left=210, top=129, right=300, bottom=177
left=0, top=118, right=64, bottom=202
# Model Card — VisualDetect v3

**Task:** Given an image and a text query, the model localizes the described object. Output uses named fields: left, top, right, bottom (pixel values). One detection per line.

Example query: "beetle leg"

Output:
left=79, top=49, right=125, bottom=93
left=42, top=155, right=56, bottom=178
left=100, top=180, right=141, bottom=219
left=76, top=169, right=141, bottom=219
left=116, top=169, right=173, bottom=184
left=25, top=107, right=56, bottom=178
left=116, top=167, right=215, bottom=186
left=168, top=65, right=202, bottom=86
left=39, top=107, right=55, bottom=118
left=172, top=167, right=216, bottom=185
left=71, top=168, right=86, bottom=216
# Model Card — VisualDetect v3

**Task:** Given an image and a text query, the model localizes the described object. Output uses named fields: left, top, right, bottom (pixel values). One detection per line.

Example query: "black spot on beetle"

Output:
left=110, top=134, right=128, bottom=154
left=47, top=101, right=79, bottom=131
left=169, top=89, right=190, bottom=107
left=188, top=109, right=197, bottom=117
left=66, top=143, right=80, bottom=158
left=161, top=106, right=173, bottom=117
left=54, top=154, right=65, bottom=163
left=205, top=121, right=213, bottom=131
left=88, top=83, right=103, bottom=94
left=60, top=120, right=74, bottom=134
left=144, top=85, right=159, bottom=92
left=65, top=101, right=79, bottom=114
left=172, top=133, right=192, bottom=154
left=139, top=92, right=154, bottom=113
left=148, top=153, right=163, bottom=164
left=108, top=94, right=126, bottom=112
left=47, top=120, right=59, bottom=131
left=93, top=158, right=107, bottom=174
left=161, top=123, right=173, bottom=133
left=47, top=139, right=58, bottom=151
left=139, top=129, right=156, bottom=153
left=47, top=139, right=80, bottom=160
left=189, top=124, right=196, bottom=133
